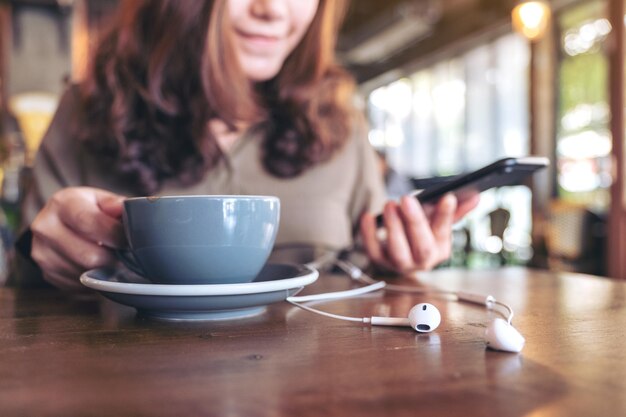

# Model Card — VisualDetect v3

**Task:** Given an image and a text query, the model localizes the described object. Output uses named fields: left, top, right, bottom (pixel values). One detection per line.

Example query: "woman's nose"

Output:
left=250, top=0, right=288, bottom=21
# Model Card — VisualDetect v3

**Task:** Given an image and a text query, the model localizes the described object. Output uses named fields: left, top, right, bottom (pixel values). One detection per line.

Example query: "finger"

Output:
left=359, top=212, right=391, bottom=269
left=33, top=221, right=117, bottom=272
left=97, top=190, right=125, bottom=219
left=398, top=196, right=439, bottom=270
left=67, top=238, right=117, bottom=272
left=32, top=235, right=85, bottom=279
left=453, top=193, right=480, bottom=222
left=421, top=202, right=436, bottom=219
left=430, top=194, right=457, bottom=255
left=33, top=237, right=88, bottom=291
left=42, top=270, right=87, bottom=292
left=382, top=201, right=415, bottom=271
left=55, top=194, right=126, bottom=249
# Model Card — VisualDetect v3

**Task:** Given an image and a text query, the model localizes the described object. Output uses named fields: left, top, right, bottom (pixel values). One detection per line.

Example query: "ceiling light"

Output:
left=512, top=1, right=551, bottom=41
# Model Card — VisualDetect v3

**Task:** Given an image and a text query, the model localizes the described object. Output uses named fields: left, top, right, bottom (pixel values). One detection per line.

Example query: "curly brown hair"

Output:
left=76, top=0, right=356, bottom=194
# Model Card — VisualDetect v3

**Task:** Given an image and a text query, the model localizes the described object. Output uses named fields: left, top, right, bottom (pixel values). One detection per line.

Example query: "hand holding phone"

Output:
left=375, top=156, right=549, bottom=227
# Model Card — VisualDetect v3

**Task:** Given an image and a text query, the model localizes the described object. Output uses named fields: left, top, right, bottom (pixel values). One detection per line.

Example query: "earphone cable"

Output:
left=336, top=259, right=455, bottom=297
left=336, top=258, right=516, bottom=324
left=286, top=299, right=365, bottom=323
left=298, top=253, right=525, bottom=352
left=286, top=280, right=387, bottom=324
left=494, top=300, right=514, bottom=324
left=286, top=281, right=386, bottom=303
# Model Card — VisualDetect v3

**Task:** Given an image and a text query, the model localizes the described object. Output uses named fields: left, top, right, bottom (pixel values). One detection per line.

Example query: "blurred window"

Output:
left=366, top=33, right=529, bottom=177
left=365, top=33, right=532, bottom=267
left=556, top=0, right=611, bottom=210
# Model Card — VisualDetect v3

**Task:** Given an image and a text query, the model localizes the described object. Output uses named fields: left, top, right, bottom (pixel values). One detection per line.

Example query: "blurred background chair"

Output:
left=487, top=207, right=511, bottom=265
left=545, top=201, right=606, bottom=276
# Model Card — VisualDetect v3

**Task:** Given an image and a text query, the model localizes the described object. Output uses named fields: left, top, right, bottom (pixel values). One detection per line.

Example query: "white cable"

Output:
left=336, top=258, right=516, bottom=323
left=304, top=251, right=339, bottom=271
left=286, top=281, right=386, bottom=303
left=337, top=259, right=454, bottom=297
left=494, top=300, right=514, bottom=324
left=291, top=256, right=517, bottom=328
left=456, top=290, right=514, bottom=323
left=286, top=279, right=386, bottom=324
left=286, top=299, right=366, bottom=323
left=285, top=262, right=386, bottom=324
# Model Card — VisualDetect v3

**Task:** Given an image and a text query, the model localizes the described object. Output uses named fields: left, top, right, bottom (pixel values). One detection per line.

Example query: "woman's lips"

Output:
left=236, top=30, right=283, bottom=51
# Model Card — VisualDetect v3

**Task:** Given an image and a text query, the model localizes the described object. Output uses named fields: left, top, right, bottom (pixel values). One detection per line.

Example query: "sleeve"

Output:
left=9, top=86, right=84, bottom=287
left=20, top=86, right=84, bottom=231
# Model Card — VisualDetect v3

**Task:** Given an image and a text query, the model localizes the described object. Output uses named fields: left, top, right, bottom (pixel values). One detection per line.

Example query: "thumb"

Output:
left=95, top=190, right=125, bottom=219
left=453, top=193, right=480, bottom=222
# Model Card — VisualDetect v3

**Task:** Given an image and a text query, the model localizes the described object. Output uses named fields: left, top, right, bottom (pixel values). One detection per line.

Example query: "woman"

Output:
left=18, top=0, right=477, bottom=290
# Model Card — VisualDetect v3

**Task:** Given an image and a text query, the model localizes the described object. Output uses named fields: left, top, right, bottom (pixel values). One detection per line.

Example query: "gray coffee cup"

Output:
left=119, top=195, right=280, bottom=285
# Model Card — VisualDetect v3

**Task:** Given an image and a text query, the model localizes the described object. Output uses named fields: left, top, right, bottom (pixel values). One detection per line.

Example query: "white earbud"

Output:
left=408, top=303, right=441, bottom=332
left=485, top=318, right=525, bottom=353
left=368, top=303, right=441, bottom=333
left=291, top=260, right=526, bottom=353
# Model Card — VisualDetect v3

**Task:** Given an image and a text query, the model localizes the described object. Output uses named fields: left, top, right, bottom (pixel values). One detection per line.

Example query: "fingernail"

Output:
left=401, top=195, right=419, bottom=215
left=443, top=194, right=457, bottom=210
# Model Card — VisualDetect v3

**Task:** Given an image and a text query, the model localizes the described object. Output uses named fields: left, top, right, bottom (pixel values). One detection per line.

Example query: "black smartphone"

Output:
left=375, top=156, right=549, bottom=227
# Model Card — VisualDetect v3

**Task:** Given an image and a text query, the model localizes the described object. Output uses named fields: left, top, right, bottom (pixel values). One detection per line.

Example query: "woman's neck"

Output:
left=209, top=119, right=247, bottom=153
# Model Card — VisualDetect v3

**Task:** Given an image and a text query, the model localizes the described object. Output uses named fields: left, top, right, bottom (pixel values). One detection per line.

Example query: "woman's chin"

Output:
left=241, top=61, right=284, bottom=82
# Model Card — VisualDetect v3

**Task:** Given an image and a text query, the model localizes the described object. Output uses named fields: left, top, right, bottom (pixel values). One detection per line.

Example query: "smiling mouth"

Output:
left=237, top=29, right=281, bottom=42
left=242, top=33, right=279, bottom=41
left=236, top=30, right=284, bottom=53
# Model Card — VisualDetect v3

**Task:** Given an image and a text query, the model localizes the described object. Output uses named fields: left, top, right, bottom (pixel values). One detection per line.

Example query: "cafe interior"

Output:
left=2, top=1, right=626, bottom=416
left=1, top=0, right=624, bottom=281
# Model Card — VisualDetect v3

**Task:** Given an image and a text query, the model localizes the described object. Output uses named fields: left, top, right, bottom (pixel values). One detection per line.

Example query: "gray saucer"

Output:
left=81, top=263, right=318, bottom=321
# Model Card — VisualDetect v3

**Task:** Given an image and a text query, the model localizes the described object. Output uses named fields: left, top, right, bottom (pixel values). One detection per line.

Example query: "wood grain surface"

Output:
left=1, top=267, right=625, bottom=417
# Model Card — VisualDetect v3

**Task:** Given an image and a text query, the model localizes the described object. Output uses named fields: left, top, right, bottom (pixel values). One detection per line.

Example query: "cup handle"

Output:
left=115, top=249, right=145, bottom=277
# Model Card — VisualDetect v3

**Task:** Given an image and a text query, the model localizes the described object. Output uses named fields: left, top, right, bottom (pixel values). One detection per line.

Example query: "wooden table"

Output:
left=1, top=267, right=625, bottom=417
